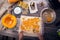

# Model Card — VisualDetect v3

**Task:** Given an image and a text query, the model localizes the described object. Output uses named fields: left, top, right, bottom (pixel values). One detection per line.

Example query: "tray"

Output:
left=19, top=15, right=43, bottom=37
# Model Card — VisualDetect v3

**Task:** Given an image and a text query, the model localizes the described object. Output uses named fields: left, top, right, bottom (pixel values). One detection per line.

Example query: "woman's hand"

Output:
left=37, top=33, right=44, bottom=40
left=19, top=31, right=24, bottom=40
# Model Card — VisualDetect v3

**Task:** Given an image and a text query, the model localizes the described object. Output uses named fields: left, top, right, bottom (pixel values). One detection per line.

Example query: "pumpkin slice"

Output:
left=1, top=14, right=17, bottom=29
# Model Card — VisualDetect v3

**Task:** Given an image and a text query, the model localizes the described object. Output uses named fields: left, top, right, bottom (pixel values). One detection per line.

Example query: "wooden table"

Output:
left=0, top=0, right=49, bottom=38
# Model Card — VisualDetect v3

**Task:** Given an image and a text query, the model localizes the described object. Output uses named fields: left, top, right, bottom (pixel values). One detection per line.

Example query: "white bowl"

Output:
left=13, top=6, right=22, bottom=14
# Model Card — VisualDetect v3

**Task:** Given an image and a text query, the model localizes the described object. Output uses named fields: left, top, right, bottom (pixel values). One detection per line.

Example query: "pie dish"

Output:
left=40, top=8, right=56, bottom=23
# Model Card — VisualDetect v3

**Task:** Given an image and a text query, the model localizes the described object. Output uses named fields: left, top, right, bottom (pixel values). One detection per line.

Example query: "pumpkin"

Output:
left=8, top=0, right=18, bottom=4
left=1, top=14, right=17, bottom=29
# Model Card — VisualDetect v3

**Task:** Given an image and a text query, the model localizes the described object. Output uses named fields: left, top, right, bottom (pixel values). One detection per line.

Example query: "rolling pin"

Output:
left=0, top=0, right=12, bottom=18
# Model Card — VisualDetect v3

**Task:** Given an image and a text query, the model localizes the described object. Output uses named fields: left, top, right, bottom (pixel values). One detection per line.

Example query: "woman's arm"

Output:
left=19, top=32, right=44, bottom=40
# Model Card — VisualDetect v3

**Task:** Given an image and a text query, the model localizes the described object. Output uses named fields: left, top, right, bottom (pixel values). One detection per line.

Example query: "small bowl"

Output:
left=12, top=6, right=22, bottom=15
